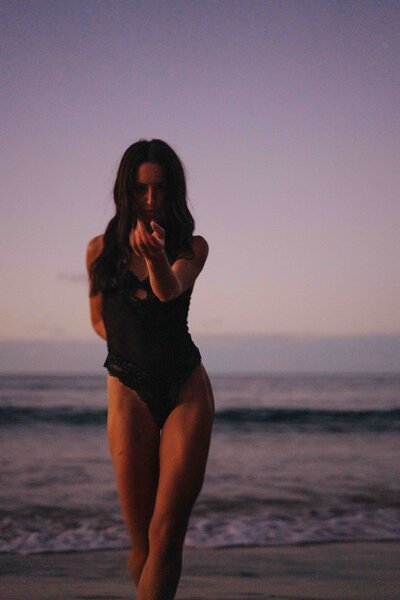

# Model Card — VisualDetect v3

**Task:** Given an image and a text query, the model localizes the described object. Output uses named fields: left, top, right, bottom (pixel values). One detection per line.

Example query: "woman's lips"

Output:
left=140, top=208, right=161, bottom=221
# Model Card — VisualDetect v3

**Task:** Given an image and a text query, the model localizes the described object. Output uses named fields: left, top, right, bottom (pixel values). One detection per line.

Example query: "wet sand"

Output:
left=1, top=541, right=399, bottom=599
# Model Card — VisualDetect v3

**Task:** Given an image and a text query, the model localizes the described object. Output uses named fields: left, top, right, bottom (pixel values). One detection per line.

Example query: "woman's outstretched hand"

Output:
left=129, top=219, right=165, bottom=258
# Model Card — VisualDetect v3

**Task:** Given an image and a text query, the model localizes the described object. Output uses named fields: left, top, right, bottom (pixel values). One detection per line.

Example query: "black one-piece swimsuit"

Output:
left=102, top=269, right=202, bottom=429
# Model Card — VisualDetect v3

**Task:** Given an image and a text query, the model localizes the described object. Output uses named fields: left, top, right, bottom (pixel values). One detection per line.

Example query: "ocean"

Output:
left=1, top=372, right=399, bottom=554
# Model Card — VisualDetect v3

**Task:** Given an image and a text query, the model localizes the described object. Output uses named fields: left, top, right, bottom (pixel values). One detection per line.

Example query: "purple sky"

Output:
left=1, top=0, right=399, bottom=344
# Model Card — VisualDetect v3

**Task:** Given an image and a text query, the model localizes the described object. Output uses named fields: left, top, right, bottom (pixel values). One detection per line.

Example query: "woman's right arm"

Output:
left=86, top=235, right=107, bottom=341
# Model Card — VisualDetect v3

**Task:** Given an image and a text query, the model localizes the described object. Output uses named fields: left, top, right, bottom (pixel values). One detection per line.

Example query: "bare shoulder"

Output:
left=86, top=234, right=104, bottom=271
left=192, top=235, right=209, bottom=262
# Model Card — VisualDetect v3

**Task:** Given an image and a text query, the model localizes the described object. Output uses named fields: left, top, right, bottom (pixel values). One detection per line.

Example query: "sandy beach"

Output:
left=1, top=541, right=399, bottom=600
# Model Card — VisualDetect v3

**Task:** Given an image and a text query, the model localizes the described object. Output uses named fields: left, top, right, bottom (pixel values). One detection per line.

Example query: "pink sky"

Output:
left=1, top=0, right=399, bottom=344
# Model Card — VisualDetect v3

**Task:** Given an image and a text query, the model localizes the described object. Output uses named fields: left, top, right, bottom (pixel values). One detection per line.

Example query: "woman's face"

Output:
left=133, top=162, right=166, bottom=224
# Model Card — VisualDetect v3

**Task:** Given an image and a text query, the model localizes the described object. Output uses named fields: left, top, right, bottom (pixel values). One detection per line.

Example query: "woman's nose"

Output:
left=146, top=187, right=155, bottom=206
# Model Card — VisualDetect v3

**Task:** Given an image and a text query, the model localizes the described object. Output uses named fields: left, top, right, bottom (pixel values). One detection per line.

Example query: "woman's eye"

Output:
left=133, top=184, right=165, bottom=194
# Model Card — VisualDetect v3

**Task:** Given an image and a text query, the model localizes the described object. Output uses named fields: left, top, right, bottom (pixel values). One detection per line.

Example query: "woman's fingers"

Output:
left=150, top=220, right=165, bottom=241
left=139, top=220, right=165, bottom=254
left=130, top=225, right=146, bottom=255
left=138, top=220, right=154, bottom=243
left=130, top=220, right=164, bottom=256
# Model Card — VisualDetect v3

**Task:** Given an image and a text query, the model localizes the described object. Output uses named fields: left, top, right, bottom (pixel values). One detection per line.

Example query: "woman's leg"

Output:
left=107, top=375, right=161, bottom=586
left=137, top=364, right=215, bottom=600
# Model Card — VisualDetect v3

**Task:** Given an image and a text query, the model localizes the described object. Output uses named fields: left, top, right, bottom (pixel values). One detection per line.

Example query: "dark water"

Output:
left=1, top=373, right=399, bottom=554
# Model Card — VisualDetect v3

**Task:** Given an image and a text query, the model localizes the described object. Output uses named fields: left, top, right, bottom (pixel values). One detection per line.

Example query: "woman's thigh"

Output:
left=149, top=364, right=214, bottom=541
left=107, top=374, right=161, bottom=547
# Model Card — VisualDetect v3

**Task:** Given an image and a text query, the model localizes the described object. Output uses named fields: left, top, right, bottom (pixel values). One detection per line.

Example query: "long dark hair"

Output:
left=89, top=139, right=195, bottom=295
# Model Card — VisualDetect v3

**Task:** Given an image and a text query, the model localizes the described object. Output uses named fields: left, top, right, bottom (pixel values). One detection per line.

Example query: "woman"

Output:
left=86, top=139, right=215, bottom=600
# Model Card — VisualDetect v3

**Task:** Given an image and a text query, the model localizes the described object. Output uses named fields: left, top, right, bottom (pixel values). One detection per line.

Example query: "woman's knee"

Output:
left=148, top=512, right=189, bottom=559
left=128, top=546, right=148, bottom=585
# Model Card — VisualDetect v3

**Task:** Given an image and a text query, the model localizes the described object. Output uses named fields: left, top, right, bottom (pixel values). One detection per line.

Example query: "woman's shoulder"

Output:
left=86, top=234, right=104, bottom=269
left=87, top=234, right=104, bottom=253
left=192, top=235, right=209, bottom=259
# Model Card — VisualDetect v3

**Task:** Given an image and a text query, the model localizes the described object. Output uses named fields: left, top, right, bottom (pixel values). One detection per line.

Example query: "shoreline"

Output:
left=1, top=541, right=398, bottom=599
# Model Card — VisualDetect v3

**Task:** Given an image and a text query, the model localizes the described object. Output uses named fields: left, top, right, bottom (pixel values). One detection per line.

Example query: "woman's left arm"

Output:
left=130, top=220, right=209, bottom=302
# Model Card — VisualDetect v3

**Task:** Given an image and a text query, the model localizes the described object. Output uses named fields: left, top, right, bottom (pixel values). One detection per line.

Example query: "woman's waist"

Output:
left=106, top=330, right=200, bottom=364
left=105, top=339, right=201, bottom=377
left=103, top=300, right=190, bottom=330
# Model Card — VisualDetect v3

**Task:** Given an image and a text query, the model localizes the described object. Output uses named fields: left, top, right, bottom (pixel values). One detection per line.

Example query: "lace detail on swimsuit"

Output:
left=103, top=353, right=156, bottom=396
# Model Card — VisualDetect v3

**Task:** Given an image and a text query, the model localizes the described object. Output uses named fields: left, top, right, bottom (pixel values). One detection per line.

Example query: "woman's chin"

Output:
left=141, top=215, right=155, bottom=231
left=138, top=211, right=163, bottom=230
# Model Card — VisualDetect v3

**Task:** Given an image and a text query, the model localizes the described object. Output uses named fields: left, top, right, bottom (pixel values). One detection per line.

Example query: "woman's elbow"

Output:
left=157, top=281, right=183, bottom=302
left=91, top=319, right=107, bottom=340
